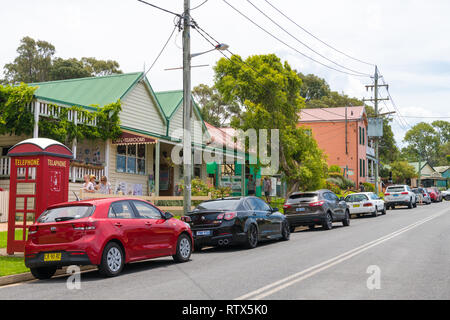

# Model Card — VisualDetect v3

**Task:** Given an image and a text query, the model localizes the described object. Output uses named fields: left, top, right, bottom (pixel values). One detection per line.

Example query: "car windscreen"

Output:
left=386, top=187, right=405, bottom=193
left=37, top=205, right=95, bottom=223
left=194, top=200, right=241, bottom=211
left=345, top=194, right=368, bottom=202
left=289, top=193, right=318, bottom=199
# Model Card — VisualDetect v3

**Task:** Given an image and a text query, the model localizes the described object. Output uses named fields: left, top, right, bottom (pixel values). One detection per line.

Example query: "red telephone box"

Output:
left=6, top=138, right=73, bottom=254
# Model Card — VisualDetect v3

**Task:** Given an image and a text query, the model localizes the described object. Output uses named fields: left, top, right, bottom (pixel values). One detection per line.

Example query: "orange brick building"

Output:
left=298, top=106, right=374, bottom=187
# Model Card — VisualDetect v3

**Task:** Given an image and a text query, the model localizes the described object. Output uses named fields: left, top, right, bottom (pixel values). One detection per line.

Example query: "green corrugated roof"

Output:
left=29, top=72, right=143, bottom=109
left=154, top=90, right=184, bottom=119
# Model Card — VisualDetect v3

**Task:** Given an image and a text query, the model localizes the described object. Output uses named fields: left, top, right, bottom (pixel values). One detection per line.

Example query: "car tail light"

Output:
left=181, top=216, right=191, bottom=223
left=28, top=226, right=38, bottom=235
left=309, top=201, right=325, bottom=207
left=224, top=212, right=237, bottom=220
left=283, top=204, right=292, bottom=209
left=216, top=213, right=224, bottom=220
left=363, top=203, right=373, bottom=207
left=401, top=192, right=408, bottom=195
left=72, top=222, right=96, bottom=232
left=384, top=193, right=390, bottom=196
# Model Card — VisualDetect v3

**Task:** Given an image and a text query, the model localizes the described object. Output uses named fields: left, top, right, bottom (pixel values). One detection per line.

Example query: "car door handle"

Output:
left=114, top=222, right=122, bottom=227
left=145, top=222, right=152, bottom=226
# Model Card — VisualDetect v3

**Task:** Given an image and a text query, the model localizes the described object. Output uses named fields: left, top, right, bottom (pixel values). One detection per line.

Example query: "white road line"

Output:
left=236, top=208, right=448, bottom=300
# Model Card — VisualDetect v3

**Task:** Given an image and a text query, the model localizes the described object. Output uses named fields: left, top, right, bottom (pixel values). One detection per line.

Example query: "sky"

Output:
left=1, top=0, right=450, bottom=148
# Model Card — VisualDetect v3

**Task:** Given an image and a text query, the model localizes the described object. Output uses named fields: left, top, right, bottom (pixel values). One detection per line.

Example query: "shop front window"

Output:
left=116, top=144, right=146, bottom=175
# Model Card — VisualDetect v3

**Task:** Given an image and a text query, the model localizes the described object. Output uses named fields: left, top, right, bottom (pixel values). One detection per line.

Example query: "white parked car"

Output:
left=442, top=189, right=450, bottom=201
left=384, top=185, right=417, bottom=210
left=345, top=192, right=386, bottom=217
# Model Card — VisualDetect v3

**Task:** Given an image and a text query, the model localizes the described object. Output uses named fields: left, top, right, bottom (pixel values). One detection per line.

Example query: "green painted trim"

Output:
left=34, top=96, right=98, bottom=112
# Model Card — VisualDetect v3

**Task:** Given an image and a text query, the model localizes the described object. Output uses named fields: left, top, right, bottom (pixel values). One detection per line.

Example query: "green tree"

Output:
left=214, top=54, right=328, bottom=193
left=3, top=37, right=123, bottom=83
left=403, top=122, right=440, bottom=164
left=80, top=57, right=122, bottom=77
left=50, top=58, right=91, bottom=80
left=432, top=120, right=450, bottom=145
left=192, top=84, right=240, bottom=127
left=298, top=73, right=330, bottom=102
left=390, top=161, right=417, bottom=184
left=3, top=36, right=55, bottom=83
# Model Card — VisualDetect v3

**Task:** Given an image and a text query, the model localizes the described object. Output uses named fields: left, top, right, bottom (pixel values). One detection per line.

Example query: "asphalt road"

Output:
left=1, top=201, right=449, bottom=300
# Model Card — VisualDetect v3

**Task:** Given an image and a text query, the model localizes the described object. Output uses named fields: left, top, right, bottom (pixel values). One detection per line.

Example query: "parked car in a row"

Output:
left=345, top=192, right=386, bottom=217
left=442, top=189, right=450, bottom=201
left=412, top=188, right=432, bottom=205
left=283, top=189, right=350, bottom=232
left=384, top=185, right=417, bottom=210
left=426, top=187, right=443, bottom=202
left=182, top=197, right=290, bottom=251
left=25, top=198, right=193, bottom=279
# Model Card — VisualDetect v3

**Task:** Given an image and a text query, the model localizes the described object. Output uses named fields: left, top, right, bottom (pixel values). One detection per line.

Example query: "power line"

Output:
left=221, top=0, right=371, bottom=78
left=143, top=24, right=178, bottom=76
left=137, top=0, right=181, bottom=17
left=246, top=0, right=370, bottom=76
left=263, top=0, right=374, bottom=67
left=191, top=0, right=208, bottom=11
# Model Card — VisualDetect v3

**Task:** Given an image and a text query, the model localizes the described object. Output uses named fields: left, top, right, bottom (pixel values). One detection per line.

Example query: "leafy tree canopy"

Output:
left=192, top=84, right=240, bottom=127
left=214, top=54, right=328, bottom=193
left=390, top=160, right=417, bottom=184
left=2, top=36, right=122, bottom=84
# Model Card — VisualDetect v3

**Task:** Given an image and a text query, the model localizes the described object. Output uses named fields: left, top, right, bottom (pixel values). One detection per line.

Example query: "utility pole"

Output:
left=363, top=66, right=389, bottom=195
left=345, top=106, right=348, bottom=155
left=182, top=0, right=192, bottom=215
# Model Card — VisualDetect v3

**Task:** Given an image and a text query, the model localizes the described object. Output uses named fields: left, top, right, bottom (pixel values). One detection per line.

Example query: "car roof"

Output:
left=46, top=197, right=150, bottom=209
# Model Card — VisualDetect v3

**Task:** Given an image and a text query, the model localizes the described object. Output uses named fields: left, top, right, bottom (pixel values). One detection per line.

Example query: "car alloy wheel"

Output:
left=107, top=247, right=122, bottom=273
left=173, top=234, right=192, bottom=263
left=245, top=224, right=258, bottom=249
left=99, top=242, right=124, bottom=277
left=281, top=221, right=290, bottom=241
left=323, top=212, right=333, bottom=230
left=342, top=211, right=350, bottom=226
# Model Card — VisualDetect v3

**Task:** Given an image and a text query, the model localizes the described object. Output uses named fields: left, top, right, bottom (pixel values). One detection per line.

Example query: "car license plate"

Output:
left=353, top=204, right=360, bottom=208
left=197, top=230, right=211, bottom=236
left=394, top=194, right=399, bottom=197
left=296, top=208, right=306, bottom=212
left=44, top=253, right=61, bottom=262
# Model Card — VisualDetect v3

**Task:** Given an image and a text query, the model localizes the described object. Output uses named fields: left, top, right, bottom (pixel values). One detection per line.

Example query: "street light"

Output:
left=191, top=43, right=230, bottom=58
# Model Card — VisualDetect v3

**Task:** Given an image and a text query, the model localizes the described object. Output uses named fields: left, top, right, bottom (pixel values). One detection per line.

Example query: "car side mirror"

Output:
left=164, top=212, right=174, bottom=220
left=271, top=207, right=279, bottom=213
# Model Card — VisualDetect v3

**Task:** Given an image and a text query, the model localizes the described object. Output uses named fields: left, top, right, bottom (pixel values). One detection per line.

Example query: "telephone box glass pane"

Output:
left=28, top=167, right=36, bottom=180
left=17, top=167, right=26, bottom=180
left=26, top=212, right=35, bottom=223
left=27, top=198, right=35, bottom=210
left=16, top=197, right=25, bottom=210
left=17, top=183, right=36, bottom=195
left=14, top=228, right=24, bottom=241
left=15, top=212, right=24, bottom=222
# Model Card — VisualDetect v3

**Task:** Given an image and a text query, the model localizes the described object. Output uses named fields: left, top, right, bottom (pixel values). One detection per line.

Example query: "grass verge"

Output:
left=0, top=256, right=29, bottom=277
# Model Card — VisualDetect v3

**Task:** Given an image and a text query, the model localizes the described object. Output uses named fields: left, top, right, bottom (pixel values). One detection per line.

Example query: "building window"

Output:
left=359, top=127, right=362, bottom=145
left=362, top=127, right=365, bottom=145
left=116, top=144, right=146, bottom=175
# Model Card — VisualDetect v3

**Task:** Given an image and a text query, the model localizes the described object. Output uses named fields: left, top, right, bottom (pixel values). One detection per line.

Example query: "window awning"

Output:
left=112, top=131, right=157, bottom=145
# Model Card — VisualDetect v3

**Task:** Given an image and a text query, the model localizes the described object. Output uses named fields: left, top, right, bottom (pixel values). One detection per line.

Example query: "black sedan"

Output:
left=182, top=197, right=290, bottom=251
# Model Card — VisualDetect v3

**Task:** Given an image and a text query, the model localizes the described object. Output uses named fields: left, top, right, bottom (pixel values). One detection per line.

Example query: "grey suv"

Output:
left=283, top=189, right=350, bottom=232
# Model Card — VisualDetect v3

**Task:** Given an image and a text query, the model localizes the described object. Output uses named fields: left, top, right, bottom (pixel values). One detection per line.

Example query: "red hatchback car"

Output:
left=25, top=198, right=193, bottom=279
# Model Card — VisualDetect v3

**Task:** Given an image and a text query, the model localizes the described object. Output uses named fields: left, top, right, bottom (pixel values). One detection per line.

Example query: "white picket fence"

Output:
left=0, top=191, right=9, bottom=223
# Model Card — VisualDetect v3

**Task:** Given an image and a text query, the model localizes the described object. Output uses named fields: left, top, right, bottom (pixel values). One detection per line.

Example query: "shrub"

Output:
left=363, top=182, right=375, bottom=192
left=326, top=181, right=342, bottom=195
left=329, top=165, right=342, bottom=174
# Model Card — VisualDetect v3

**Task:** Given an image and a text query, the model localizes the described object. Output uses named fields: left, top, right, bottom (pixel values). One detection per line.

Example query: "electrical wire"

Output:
left=143, top=24, right=178, bottom=76
left=191, top=0, right=208, bottom=11
left=246, top=0, right=370, bottom=76
left=221, top=0, right=371, bottom=78
left=137, top=0, right=181, bottom=17
left=263, top=0, right=374, bottom=67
